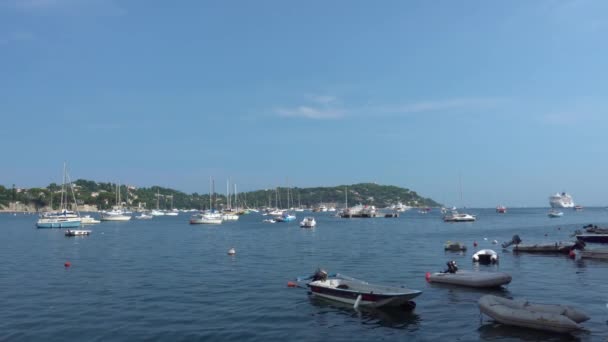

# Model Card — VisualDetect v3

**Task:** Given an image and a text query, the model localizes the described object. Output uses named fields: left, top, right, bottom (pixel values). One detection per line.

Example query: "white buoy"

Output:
left=492, top=240, right=498, bottom=245
left=483, top=237, right=488, bottom=241
left=227, top=247, right=236, bottom=256
left=354, top=294, right=362, bottom=309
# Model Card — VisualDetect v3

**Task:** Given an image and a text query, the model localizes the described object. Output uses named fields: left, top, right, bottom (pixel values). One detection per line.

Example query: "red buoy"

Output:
left=64, top=261, right=71, bottom=268
left=425, top=272, right=431, bottom=282
left=287, top=281, right=297, bottom=288
left=569, top=250, right=576, bottom=259
left=473, top=241, right=478, bottom=247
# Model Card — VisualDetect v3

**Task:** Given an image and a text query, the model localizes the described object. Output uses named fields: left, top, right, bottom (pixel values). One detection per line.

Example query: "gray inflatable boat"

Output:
left=479, top=295, right=589, bottom=333
left=428, top=270, right=511, bottom=288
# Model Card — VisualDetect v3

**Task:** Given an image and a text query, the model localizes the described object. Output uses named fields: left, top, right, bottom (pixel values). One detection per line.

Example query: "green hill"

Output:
left=0, top=180, right=439, bottom=210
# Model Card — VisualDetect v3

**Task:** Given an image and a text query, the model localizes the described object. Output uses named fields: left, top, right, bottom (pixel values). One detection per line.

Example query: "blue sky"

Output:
left=1, top=0, right=607, bottom=207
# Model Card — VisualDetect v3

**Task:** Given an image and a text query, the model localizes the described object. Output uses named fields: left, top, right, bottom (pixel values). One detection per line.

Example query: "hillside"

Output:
left=0, top=181, right=439, bottom=210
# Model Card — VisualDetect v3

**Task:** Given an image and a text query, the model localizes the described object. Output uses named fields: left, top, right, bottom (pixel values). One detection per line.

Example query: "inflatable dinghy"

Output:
left=473, top=249, right=498, bottom=264
left=444, top=241, right=467, bottom=251
left=428, top=270, right=511, bottom=288
left=479, top=295, right=589, bottom=334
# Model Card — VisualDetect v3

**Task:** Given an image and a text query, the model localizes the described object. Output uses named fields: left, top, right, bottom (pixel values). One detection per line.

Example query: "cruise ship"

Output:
left=549, top=192, right=574, bottom=208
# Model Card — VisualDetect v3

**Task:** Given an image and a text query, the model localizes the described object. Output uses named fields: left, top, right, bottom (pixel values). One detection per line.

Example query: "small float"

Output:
left=479, top=295, right=589, bottom=334
left=427, top=261, right=511, bottom=288
left=65, top=229, right=91, bottom=236
left=298, top=269, right=422, bottom=309
left=444, top=241, right=467, bottom=251
left=472, top=249, right=498, bottom=264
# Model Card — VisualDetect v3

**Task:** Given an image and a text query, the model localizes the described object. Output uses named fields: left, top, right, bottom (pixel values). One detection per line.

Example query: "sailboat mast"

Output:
left=234, top=184, right=238, bottom=211
left=60, top=162, right=66, bottom=210
left=345, top=185, right=348, bottom=209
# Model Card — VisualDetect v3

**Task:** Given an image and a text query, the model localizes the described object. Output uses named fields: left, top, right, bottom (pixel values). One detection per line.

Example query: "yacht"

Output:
left=100, top=209, right=132, bottom=221
left=549, top=192, right=574, bottom=208
left=443, top=210, right=476, bottom=222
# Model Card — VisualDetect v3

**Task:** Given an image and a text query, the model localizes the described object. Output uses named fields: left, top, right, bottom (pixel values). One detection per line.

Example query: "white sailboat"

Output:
left=190, top=177, right=222, bottom=225
left=100, top=182, right=132, bottom=221
left=37, top=163, right=82, bottom=228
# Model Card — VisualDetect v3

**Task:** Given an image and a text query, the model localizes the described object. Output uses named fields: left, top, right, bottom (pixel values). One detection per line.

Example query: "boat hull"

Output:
left=576, top=234, right=608, bottom=243
left=307, top=277, right=422, bottom=309
left=36, top=219, right=81, bottom=228
left=428, top=270, right=511, bottom=288
left=100, top=216, right=132, bottom=221
left=479, top=295, right=587, bottom=334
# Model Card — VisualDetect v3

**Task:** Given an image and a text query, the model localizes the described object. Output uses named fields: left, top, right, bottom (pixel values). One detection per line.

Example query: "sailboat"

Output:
left=275, top=181, right=296, bottom=222
left=165, top=195, right=178, bottom=216
left=100, top=182, right=132, bottom=221
left=190, top=177, right=222, bottom=224
left=37, top=163, right=82, bottom=228
left=443, top=174, right=476, bottom=222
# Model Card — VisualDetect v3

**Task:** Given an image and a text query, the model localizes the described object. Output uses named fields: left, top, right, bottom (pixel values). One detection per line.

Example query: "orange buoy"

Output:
left=64, top=261, right=71, bottom=268
left=425, top=272, right=431, bottom=282
left=287, top=281, right=297, bottom=288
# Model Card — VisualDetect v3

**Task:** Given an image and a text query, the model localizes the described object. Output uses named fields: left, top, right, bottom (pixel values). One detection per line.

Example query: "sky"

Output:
left=1, top=0, right=608, bottom=207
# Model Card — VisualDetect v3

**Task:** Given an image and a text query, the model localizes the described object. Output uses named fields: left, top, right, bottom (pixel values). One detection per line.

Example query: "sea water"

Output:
left=0, top=208, right=606, bottom=341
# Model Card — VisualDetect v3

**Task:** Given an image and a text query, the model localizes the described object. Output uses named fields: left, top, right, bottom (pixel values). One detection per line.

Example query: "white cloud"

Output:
left=377, top=97, right=506, bottom=115
left=275, top=106, right=345, bottom=120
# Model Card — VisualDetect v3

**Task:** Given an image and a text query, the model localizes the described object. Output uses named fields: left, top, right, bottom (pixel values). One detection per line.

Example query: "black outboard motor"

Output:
left=444, top=260, right=458, bottom=274
left=311, top=269, right=328, bottom=281
left=501, top=234, right=522, bottom=248
left=572, top=240, right=586, bottom=251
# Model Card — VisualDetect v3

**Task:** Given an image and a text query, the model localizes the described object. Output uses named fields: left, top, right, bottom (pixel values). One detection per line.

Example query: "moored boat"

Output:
left=65, top=229, right=91, bottom=236
left=80, top=215, right=100, bottom=225
left=576, top=234, right=608, bottom=243
left=300, top=217, right=316, bottom=228
left=548, top=210, right=563, bottom=218
left=444, top=241, right=467, bottom=251
left=479, top=295, right=589, bottom=334
left=472, top=249, right=498, bottom=264
left=443, top=210, right=476, bottom=222
left=135, top=212, right=153, bottom=220
left=189, top=212, right=222, bottom=225
left=427, top=262, right=511, bottom=288
left=301, top=270, right=422, bottom=309
left=496, top=205, right=507, bottom=214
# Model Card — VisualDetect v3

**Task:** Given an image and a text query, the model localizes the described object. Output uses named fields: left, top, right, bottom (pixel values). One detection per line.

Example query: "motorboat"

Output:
left=580, top=249, right=608, bottom=260
left=221, top=213, right=239, bottom=221
left=576, top=234, right=608, bottom=243
left=444, top=241, right=467, bottom=251
left=37, top=216, right=82, bottom=228
left=479, top=295, right=589, bottom=334
left=65, top=229, right=91, bottom=236
left=495, top=205, right=507, bottom=214
left=426, top=262, right=511, bottom=288
left=80, top=215, right=101, bottom=225
left=549, top=192, right=574, bottom=208
left=472, top=249, right=498, bottom=264
left=100, top=209, right=132, bottom=221
left=300, top=270, right=422, bottom=309
left=135, top=212, right=153, bottom=220
left=150, top=209, right=165, bottom=216
left=443, top=211, right=476, bottom=222
left=574, top=205, right=583, bottom=211
left=300, top=217, right=316, bottom=228
left=501, top=234, right=584, bottom=254
left=548, top=210, right=563, bottom=218
left=263, top=219, right=276, bottom=223
left=390, top=202, right=412, bottom=212
left=189, top=212, right=222, bottom=225
left=275, top=212, right=296, bottom=222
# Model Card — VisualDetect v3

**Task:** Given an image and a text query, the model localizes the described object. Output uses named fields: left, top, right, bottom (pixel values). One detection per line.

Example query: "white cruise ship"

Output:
left=549, top=192, right=574, bottom=208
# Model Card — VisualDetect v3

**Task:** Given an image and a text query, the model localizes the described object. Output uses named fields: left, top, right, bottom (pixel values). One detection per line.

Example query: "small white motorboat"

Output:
left=548, top=210, right=563, bottom=218
left=135, top=212, right=153, bottom=220
left=65, top=229, right=91, bottom=236
left=443, top=211, right=476, bottom=222
left=263, top=219, right=276, bottom=223
left=300, top=270, right=422, bottom=309
left=189, top=213, right=222, bottom=225
left=479, top=295, right=589, bottom=334
left=427, top=262, right=511, bottom=288
left=80, top=215, right=100, bottom=225
left=300, top=217, right=316, bottom=228
left=472, top=249, right=498, bottom=264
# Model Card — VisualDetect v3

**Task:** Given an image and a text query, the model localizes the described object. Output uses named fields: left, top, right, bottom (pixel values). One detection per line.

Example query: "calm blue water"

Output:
left=1, top=208, right=607, bottom=341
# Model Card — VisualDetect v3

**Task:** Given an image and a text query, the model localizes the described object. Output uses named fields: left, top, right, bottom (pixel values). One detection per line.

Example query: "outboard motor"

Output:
left=444, top=260, right=458, bottom=274
left=501, top=234, right=522, bottom=248
left=572, top=240, right=586, bottom=251
left=311, top=269, right=328, bottom=282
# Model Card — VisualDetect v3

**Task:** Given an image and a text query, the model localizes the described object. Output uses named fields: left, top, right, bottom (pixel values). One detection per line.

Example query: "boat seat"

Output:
left=337, top=284, right=349, bottom=289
